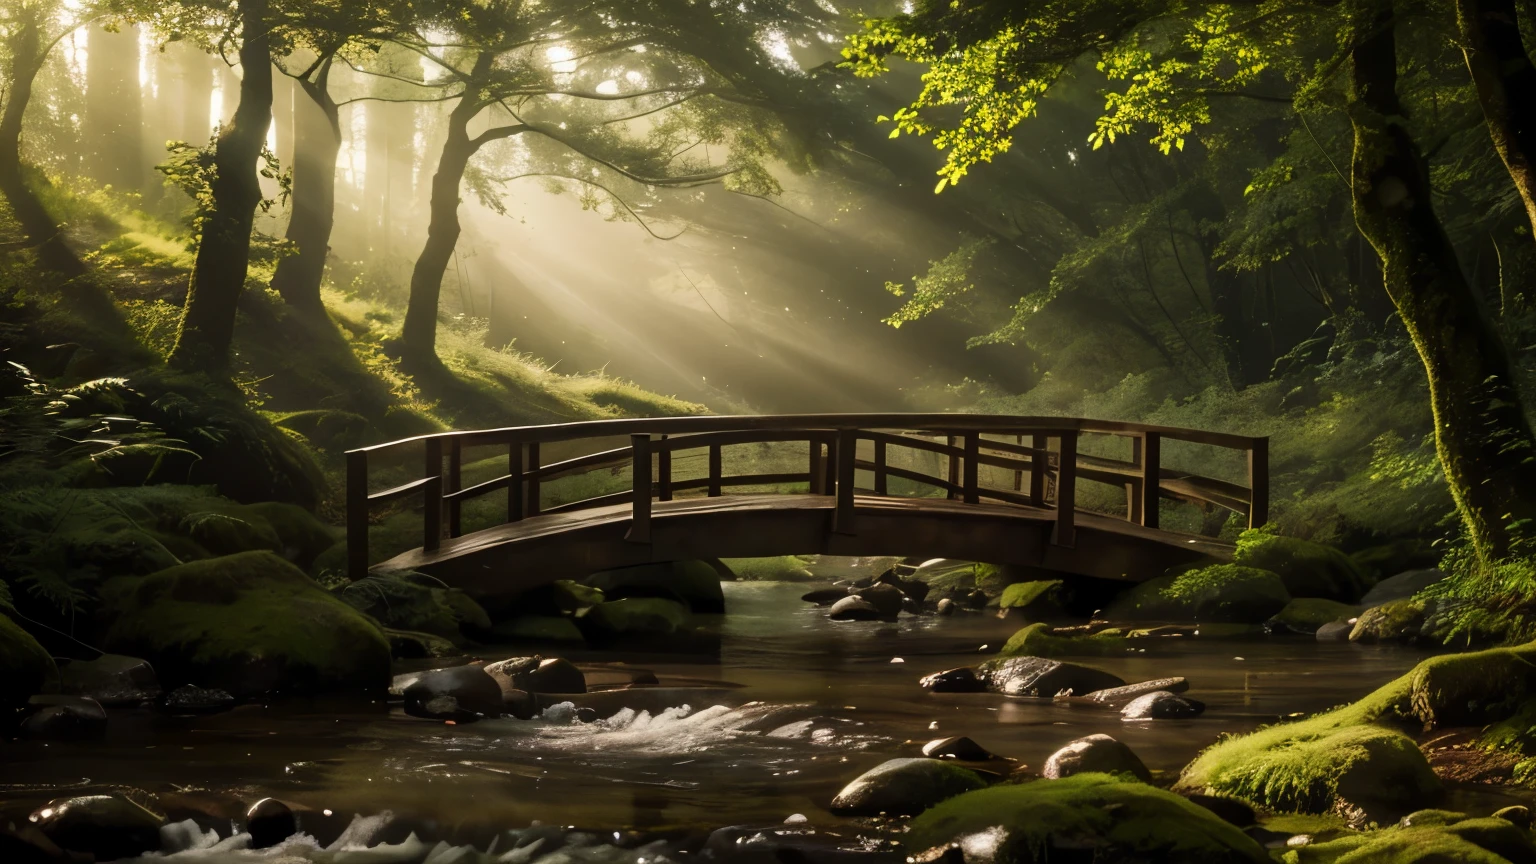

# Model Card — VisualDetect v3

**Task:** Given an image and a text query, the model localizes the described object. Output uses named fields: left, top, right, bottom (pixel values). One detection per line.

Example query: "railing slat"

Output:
left=447, top=439, right=463, bottom=538
left=508, top=441, right=524, bottom=523
left=1053, top=431, right=1077, bottom=547
left=873, top=438, right=888, bottom=496
left=423, top=438, right=443, bottom=553
left=708, top=444, right=723, bottom=496
left=963, top=432, right=979, bottom=505
left=1029, top=434, right=1047, bottom=506
left=526, top=442, right=541, bottom=517
left=658, top=435, right=672, bottom=501
left=626, top=434, right=652, bottom=543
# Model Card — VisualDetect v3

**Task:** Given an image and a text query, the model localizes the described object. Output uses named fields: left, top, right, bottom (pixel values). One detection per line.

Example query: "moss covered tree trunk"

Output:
left=269, top=60, right=340, bottom=317
left=0, top=8, right=84, bottom=276
left=1348, top=0, right=1536, bottom=563
left=167, top=0, right=272, bottom=372
left=1456, top=0, right=1536, bottom=262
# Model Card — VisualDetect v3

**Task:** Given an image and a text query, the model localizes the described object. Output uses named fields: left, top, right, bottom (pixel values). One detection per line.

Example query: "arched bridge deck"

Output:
left=345, top=414, right=1268, bottom=596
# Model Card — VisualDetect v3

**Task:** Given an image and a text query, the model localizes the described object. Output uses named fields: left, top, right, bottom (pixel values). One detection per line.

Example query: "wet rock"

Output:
left=801, top=588, right=848, bottom=606
left=18, top=695, right=107, bottom=740
left=575, top=707, right=599, bottom=724
left=384, top=628, right=459, bottom=659
left=919, top=667, right=985, bottom=693
left=935, top=598, right=955, bottom=616
left=997, top=580, right=1065, bottom=620
left=897, top=579, right=930, bottom=604
left=30, top=794, right=164, bottom=861
left=1315, top=619, right=1355, bottom=641
left=977, top=656, right=1125, bottom=697
left=828, top=596, right=883, bottom=621
left=829, top=757, right=989, bottom=817
left=961, top=589, right=988, bottom=610
left=1122, top=690, right=1206, bottom=720
left=1080, top=677, right=1189, bottom=706
left=855, top=583, right=905, bottom=619
left=484, top=656, right=587, bottom=695
left=402, top=665, right=503, bottom=721
left=161, top=685, right=235, bottom=714
left=586, top=560, right=725, bottom=613
left=1360, top=568, right=1448, bottom=607
left=1266, top=598, right=1361, bottom=636
left=1350, top=600, right=1427, bottom=644
left=502, top=688, right=537, bottom=720
left=704, top=824, right=904, bottom=863
left=0, top=612, right=59, bottom=710
left=900, top=597, right=925, bottom=616
left=1495, top=805, right=1533, bottom=829
left=0, top=823, right=68, bottom=864
left=246, top=798, right=296, bottom=849
left=58, top=654, right=161, bottom=706
left=1042, top=733, right=1152, bottom=782
left=335, top=570, right=486, bottom=645
left=921, top=736, right=995, bottom=761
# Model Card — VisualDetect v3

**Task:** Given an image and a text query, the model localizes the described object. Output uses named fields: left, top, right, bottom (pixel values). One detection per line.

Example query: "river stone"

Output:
left=1316, top=619, right=1355, bottom=641
left=897, top=579, right=930, bottom=604
left=402, top=665, right=503, bottom=721
left=922, top=736, right=996, bottom=761
left=1122, top=691, right=1206, bottom=720
left=935, top=598, right=955, bottom=616
left=979, top=656, right=1126, bottom=698
left=246, top=798, right=296, bottom=849
left=162, top=685, right=235, bottom=714
left=18, top=695, right=107, bottom=740
left=1082, top=677, right=1190, bottom=706
left=1349, top=601, right=1426, bottom=643
left=1359, top=568, right=1448, bottom=607
left=1043, top=734, right=1152, bottom=782
left=59, top=654, right=161, bottom=706
left=1183, top=793, right=1257, bottom=828
left=31, top=794, right=164, bottom=861
left=855, top=583, right=905, bottom=618
left=828, top=596, right=883, bottom=621
left=829, top=758, right=990, bottom=816
left=919, top=667, right=985, bottom=693
left=484, top=656, right=586, bottom=695
left=800, top=588, right=848, bottom=606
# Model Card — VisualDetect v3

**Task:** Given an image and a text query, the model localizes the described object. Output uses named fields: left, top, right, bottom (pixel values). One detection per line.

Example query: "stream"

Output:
left=4, top=580, right=1531, bottom=861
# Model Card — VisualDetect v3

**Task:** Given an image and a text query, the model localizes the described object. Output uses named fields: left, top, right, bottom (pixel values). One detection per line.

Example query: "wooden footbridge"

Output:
left=345, top=415, right=1268, bottom=596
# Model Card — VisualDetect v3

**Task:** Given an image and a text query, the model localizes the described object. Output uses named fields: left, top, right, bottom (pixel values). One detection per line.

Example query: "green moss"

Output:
left=1234, top=529, right=1369, bottom=602
left=1109, top=565, right=1290, bottom=623
left=1273, top=598, right=1360, bottom=631
left=335, top=571, right=468, bottom=643
left=1280, top=817, right=1536, bottom=864
left=1000, top=623, right=1125, bottom=657
left=585, top=561, right=725, bottom=613
left=998, top=580, right=1063, bottom=616
left=581, top=597, right=689, bottom=635
left=178, top=511, right=283, bottom=557
left=0, top=612, right=59, bottom=707
left=905, top=774, right=1270, bottom=864
left=1348, top=600, right=1425, bottom=643
left=103, top=551, right=391, bottom=697
left=231, top=502, right=336, bottom=568
left=720, top=556, right=816, bottom=581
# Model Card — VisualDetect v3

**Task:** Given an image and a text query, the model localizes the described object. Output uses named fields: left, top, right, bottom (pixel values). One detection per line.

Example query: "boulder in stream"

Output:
left=854, top=583, right=905, bottom=619
left=585, top=561, right=725, bottom=613
left=1079, top=677, right=1189, bottom=706
left=978, top=656, right=1125, bottom=697
left=829, top=757, right=990, bottom=816
left=18, top=695, right=107, bottom=740
left=828, top=596, right=883, bottom=621
left=1231, top=533, right=1369, bottom=602
left=246, top=798, right=296, bottom=849
left=1122, top=690, right=1206, bottom=720
left=921, top=736, right=997, bottom=761
left=30, top=794, right=164, bottom=861
left=484, top=656, right=587, bottom=695
left=1349, top=600, right=1427, bottom=644
left=161, top=684, right=235, bottom=714
left=1108, top=564, right=1290, bottom=624
left=402, top=665, right=504, bottom=721
left=800, top=587, right=848, bottom=606
left=1042, top=734, right=1151, bottom=781
left=919, top=667, right=985, bottom=693
left=58, top=654, right=161, bottom=706
left=1315, top=619, right=1355, bottom=641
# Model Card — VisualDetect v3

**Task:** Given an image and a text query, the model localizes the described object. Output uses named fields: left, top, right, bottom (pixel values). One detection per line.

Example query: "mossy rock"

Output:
left=581, top=597, right=689, bottom=636
left=270, top=409, right=368, bottom=450
left=1234, top=530, right=1369, bottom=602
left=720, top=556, right=815, bottom=581
left=1349, top=601, right=1425, bottom=644
left=64, top=521, right=182, bottom=577
left=1, top=613, right=60, bottom=708
left=229, top=502, right=336, bottom=568
left=309, top=542, right=346, bottom=579
left=905, top=774, right=1271, bottom=864
left=179, top=511, right=283, bottom=557
left=1280, top=816, right=1536, bottom=863
left=585, top=561, right=724, bottom=613
left=997, top=580, right=1065, bottom=618
left=103, top=551, right=391, bottom=697
left=492, top=580, right=605, bottom=618
left=1271, top=598, right=1360, bottom=633
left=491, top=615, right=586, bottom=644
left=999, top=623, right=1124, bottom=658
left=333, top=571, right=476, bottom=643
left=1109, top=565, right=1290, bottom=624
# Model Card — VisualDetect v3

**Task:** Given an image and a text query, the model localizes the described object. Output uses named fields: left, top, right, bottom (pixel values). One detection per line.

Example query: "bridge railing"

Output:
left=344, top=414, right=1269, bottom=579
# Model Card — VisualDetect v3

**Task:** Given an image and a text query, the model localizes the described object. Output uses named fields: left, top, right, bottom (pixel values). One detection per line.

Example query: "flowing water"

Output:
left=4, top=581, right=1531, bottom=861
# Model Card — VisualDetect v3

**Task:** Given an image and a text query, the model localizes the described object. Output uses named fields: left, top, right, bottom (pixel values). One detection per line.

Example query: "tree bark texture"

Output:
left=0, top=9, right=84, bottom=276
left=1456, top=0, right=1536, bottom=253
left=270, top=60, right=341, bottom=316
left=167, top=0, right=273, bottom=371
left=1349, top=0, right=1536, bottom=562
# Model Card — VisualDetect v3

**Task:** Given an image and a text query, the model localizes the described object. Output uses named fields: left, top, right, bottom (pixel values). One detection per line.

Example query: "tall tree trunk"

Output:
left=0, top=9, right=84, bottom=276
left=1456, top=0, right=1536, bottom=255
left=84, top=22, right=143, bottom=192
left=1349, top=0, right=1536, bottom=563
left=398, top=112, right=476, bottom=367
left=270, top=60, right=340, bottom=317
left=167, top=0, right=273, bottom=372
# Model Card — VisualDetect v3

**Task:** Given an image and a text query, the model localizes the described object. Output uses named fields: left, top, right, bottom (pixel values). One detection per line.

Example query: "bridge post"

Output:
left=873, top=438, right=888, bottom=496
left=346, top=449, right=368, bottom=581
left=447, top=439, right=463, bottom=538
left=658, top=435, right=673, bottom=501
left=527, top=442, right=541, bottom=517
left=808, top=440, right=824, bottom=494
left=626, top=433, right=652, bottom=543
left=1052, top=431, right=1077, bottom=547
left=507, top=441, right=524, bottom=523
left=423, top=438, right=444, bottom=552
left=708, top=444, right=723, bottom=496
left=945, top=435, right=959, bottom=500
left=962, top=433, right=979, bottom=504
left=1029, top=434, right=1047, bottom=506
left=1140, top=432, right=1161, bottom=530
left=1248, top=437, right=1270, bottom=528
left=833, top=429, right=857, bottom=533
